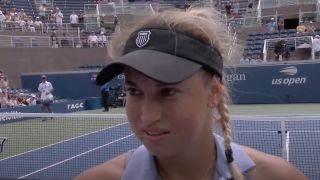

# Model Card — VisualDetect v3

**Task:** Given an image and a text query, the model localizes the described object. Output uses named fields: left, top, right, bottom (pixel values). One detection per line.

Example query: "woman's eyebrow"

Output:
left=124, top=80, right=137, bottom=86
left=125, top=78, right=179, bottom=87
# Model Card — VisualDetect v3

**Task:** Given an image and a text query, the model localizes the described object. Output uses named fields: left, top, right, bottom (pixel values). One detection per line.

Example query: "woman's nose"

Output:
left=140, top=99, right=162, bottom=125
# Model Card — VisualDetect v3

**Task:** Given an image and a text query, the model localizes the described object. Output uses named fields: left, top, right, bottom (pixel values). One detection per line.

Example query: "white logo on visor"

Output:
left=136, top=30, right=151, bottom=47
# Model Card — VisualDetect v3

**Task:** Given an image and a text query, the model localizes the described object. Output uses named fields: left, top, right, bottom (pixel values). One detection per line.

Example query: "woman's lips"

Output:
left=143, top=129, right=170, bottom=141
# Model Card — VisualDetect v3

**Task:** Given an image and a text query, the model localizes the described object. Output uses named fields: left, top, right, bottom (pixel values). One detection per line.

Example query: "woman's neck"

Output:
left=156, top=136, right=217, bottom=180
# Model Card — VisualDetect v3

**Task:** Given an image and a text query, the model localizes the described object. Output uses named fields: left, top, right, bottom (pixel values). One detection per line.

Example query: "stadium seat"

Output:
left=279, top=34, right=289, bottom=38
left=287, top=29, right=297, bottom=34
left=11, top=0, right=37, bottom=18
left=253, top=40, right=264, bottom=45
left=245, top=40, right=254, bottom=45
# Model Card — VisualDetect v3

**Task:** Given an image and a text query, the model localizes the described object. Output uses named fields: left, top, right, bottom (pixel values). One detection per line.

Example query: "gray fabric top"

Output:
left=122, top=134, right=255, bottom=180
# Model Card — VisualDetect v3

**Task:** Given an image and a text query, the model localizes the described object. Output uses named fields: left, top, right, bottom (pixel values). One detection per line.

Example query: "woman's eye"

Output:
left=160, top=88, right=179, bottom=97
left=125, top=88, right=142, bottom=96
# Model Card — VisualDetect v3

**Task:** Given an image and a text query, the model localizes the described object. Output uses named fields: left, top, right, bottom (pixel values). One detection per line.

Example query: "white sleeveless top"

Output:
left=122, top=134, right=255, bottom=180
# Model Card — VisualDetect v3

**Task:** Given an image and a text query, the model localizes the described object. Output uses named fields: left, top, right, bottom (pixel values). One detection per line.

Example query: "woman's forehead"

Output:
left=124, top=68, right=168, bottom=86
left=124, top=67, right=208, bottom=87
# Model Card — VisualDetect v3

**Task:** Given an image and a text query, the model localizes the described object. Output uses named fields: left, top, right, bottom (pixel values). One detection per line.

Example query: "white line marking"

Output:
left=235, top=130, right=281, bottom=133
left=286, top=131, right=290, bottom=161
left=235, top=130, right=320, bottom=133
left=283, top=131, right=320, bottom=133
left=0, top=113, right=127, bottom=119
left=0, top=122, right=128, bottom=162
left=18, top=133, right=134, bottom=179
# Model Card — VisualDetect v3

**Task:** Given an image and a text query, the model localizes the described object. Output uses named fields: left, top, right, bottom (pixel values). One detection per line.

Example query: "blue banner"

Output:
left=0, top=99, right=86, bottom=124
left=225, top=62, right=320, bottom=103
left=20, top=62, right=320, bottom=104
left=21, top=71, right=125, bottom=100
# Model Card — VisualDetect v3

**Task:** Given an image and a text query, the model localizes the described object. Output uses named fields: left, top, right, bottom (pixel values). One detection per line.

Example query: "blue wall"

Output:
left=225, top=62, right=320, bottom=103
left=21, top=71, right=124, bottom=100
left=0, top=99, right=87, bottom=124
left=20, top=62, right=320, bottom=104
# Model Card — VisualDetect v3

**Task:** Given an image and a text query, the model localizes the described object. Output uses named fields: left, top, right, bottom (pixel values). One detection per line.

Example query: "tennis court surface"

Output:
left=0, top=113, right=319, bottom=179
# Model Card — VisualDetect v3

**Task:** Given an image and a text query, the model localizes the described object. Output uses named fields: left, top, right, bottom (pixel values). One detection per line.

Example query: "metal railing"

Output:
left=0, top=21, right=83, bottom=35
left=0, top=21, right=44, bottom=33
left=317, top=0, right=320, bottom=22
left=85, top=3, right=156, bottom=16
left=0, top=35, right=51, bottom=48
left=0, top=34, right=113, bottom=48
left=258, top=0, right=317, bottom=8
left=263, top=36, right=313, bottom=62
left=204, top=0, right=317, bottom=29
left=117, top=4, right=154, bottom=15
left=229, top=8, right=319, bottom=30
left=149, top=3, right=156, bottom=15
left=229, top=17, right=261, bottom=28
left=0, top=20, right=109, bottom=39
left=34, top=0, right=54, bottom=6
left=82, top=3, right=155, bottom=32
left=44, top=22, right=81, bottom=34
left=150, top=3, right=179, bottom=12
left=228, top=31, right=238, bottom=61
left=84, top=4, right=99, bottom=15
left=299, top=10, right=318, bottom=22
left=0, top=35, right=72, bottom=48
left=257, top=0, right=262, bottom=23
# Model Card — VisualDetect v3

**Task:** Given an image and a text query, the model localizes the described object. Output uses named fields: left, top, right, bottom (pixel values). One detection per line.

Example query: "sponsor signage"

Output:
left=225, top=62, right=320, bottom=103
left=271, top=66, right=307, bottom=86
left=67, top=102, right=85, bottom=110
left=18, top=63, right=320, bottom=105
left=0, top=100, right=86, bottom=124
left=226, top=73, right=247, bottom=82
left=0, top=111, right=22, bottom=123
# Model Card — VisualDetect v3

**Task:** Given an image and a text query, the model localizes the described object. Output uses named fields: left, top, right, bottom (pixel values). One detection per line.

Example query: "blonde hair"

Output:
left=108, top=8, right=234, bottom=61
left=108, top=7, right=243, bottom=180
left=217, top=84, right=244, bottom=180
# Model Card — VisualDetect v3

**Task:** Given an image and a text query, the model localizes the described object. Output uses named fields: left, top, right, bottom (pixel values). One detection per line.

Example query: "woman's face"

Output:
left=124, top=68, right=221, bottom=158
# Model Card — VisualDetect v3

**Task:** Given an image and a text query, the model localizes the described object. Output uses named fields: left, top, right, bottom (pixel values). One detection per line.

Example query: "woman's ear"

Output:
left=207, top=77, right=223, bottom=108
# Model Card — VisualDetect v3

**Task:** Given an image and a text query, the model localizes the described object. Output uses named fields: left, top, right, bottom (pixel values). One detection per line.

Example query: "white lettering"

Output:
left=271, top=77, right=307, bottom=86
left=272, top=79, right=282, bottom=85
left=226, top=73, right=246, bottom=82
left=0, top=111, right=22, bottom=122
left=67, top=103, right=84, bottom=110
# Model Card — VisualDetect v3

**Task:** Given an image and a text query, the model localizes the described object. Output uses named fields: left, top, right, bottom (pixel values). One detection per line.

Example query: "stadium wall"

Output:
left=21, top=71, right=124, bottom=100
left=0, top=99, right=87, bottom=124
left=1, top=48, right=108, bottom=88
left=20, top=59, right=320, bottom=104
left=226, top=61, right=320, bottom=103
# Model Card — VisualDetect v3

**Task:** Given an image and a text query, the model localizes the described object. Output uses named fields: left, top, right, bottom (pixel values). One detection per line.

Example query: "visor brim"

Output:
left=96, top=49, right=202, bottom=85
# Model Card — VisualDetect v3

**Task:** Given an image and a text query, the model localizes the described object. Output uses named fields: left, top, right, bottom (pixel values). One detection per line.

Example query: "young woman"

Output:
left=75, top=8, right=307, bottom=180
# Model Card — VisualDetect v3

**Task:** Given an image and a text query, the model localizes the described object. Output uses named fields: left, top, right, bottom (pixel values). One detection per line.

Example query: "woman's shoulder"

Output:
left=74, top=153, right=127, bottom=180
left=240, top=146, right=307, bottom=180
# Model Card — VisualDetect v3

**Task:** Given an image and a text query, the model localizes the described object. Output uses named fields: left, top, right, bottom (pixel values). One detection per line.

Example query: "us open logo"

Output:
left=279, top=66, right=297, bottom=76
left=271, top=66, right=307, bottom=86
left=136, top=30, right=151, bottom=47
